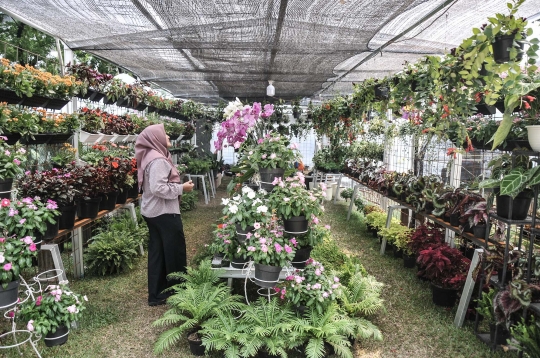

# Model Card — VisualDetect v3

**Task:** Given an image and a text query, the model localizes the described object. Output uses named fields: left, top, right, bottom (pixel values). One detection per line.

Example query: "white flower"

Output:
left=256, top=205, right=268, bottom=213
left=229, top=204, right=239, bottom=214
left=221, top=198, right=230, bottom=206
left=233, top=195, right=241, bottom=201
left=258, top=189, right=267, bottom=195
left=83, top=295, right=88, bottom=302
left=283, top=198, right=290, bottom=202
left=66, top=304, right=78, bottom=313
left=247, top=191, right=256, bottom=199
left=242, top=186, right=252, bottom=194
left=0, top=254, right=4, bottom=264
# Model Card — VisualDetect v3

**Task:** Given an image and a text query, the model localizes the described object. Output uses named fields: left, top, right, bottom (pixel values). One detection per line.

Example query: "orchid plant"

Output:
left=214, top=98, right=274, bottom=151
left=244, top=221, right=296, bottom=267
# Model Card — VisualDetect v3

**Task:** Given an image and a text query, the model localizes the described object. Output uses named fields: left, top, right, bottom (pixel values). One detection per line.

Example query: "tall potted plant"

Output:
left=244, top=221, right=296, bottom=288
left=267, top=172, right=325, bottom=234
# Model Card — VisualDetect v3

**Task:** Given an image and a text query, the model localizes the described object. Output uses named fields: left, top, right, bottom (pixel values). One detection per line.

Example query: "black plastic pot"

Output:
left=0, top=280, right=19, bottom=308
left=0, top=178, right=13, bottom=199
left=374, top=85, right=389, bottom=99
left=236, top=224, right=255, bottom=244
left=431, top=283, right=458, bottom=307
left=449, top=213, right=460, bottom=227
left=231, top=256, right=250, bottom=269
left=58, top=204, right=77, bottom=230
left=393, top=248, right=403, bottom=259
left=44, top=325, right=69, bottom=347
left=127, top=183, right=139, bottom=199
left=259, top=168, right=285, bottom=191
left=473, top=224, right=487, bottom=239
left=43, top=220, right=60, bottom=241
left=258, top=349, right=281, bottom=358
left=76, top=197, right=102, bottom=219
left=403, top=253, right=416, bottom=268
left=99, top=191, right=119, bottom=211
left=116, top=188, right=129, bottom=204
left=492, top=34, right=524, bottom=63
left=496, top=189, right=533, bottom=220
left=254, top=263, right=282, bottom=288
left=283, top=216, right=308, bottom=234
left=291, top=246, right=313, bottom=268
left=187, top=330, right=205, bottom=356
left=489, top=323, right=511, bottom=345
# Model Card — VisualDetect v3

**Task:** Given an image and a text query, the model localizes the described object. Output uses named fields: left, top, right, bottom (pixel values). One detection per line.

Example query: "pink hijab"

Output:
left=135, top=124, right=180, bottom=188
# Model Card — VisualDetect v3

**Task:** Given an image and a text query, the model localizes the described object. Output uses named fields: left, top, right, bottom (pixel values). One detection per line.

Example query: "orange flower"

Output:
left=112, top=162, right=119, bottom=169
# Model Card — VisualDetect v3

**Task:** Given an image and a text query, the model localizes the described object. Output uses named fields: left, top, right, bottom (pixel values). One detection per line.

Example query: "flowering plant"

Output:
left=18, top=168, right=78, bottom=207
left=208, top=221, right=237, bottom=259
left=267, top=172, right=325, bottom=221
left=17, top=284, right=87, bottom=336
left=71, top=165, right=110, bottom=199
left=0, top=197, right=59, bottom=238
left=101, top=156, right=136, bottom=190
left=243, top=132, right=301, bottom=171
left=277, top=258, right=341, bottom=314
left=214, top=98, right=274, bottom=151
left=0, top=235, right=38, bottom=287
left=244, top=221, right=296, bottom=267
left=295, top=223, right=331, bottom=248
left=51, top=143, right=77, bottom=167
left=221, top=186, right=270, bottom=230
left=0, top=137, right=27, bottom=180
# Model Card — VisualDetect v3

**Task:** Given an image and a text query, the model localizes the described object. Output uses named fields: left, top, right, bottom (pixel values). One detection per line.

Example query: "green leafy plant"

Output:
left=380, top=223, right=412, bottom=247
left=509, top=316, right=540, bottom=357
left=180, top=190, right=198, bottom=212
left=244, top=221, right=296, bottom=267
left=17, top=284, right=87, bottom=336
left=85, top=229, right=141, bottom=276
left=0, top=138, right=27, bottom=180
left=296, top=223, right=331, bottom=248
left=0, top=197, right=59, bottom=238
left=0, top=234, right=38, bottom=287
left=200, top=310, right=253, bottom=358
left=311, top=237, right=348, bottom=273
left=475, top=288, right=496, bottom=323
left=340, top=188, right=354, bottom=201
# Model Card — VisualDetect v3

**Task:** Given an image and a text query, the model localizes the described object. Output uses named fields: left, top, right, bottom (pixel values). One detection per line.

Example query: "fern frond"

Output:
left=153, top=326, right=186, bottom=354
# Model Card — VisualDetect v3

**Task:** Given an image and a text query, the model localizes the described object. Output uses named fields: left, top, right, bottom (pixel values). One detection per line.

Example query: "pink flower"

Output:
left=261, top=244, right=268, bottom=253
left=311, top=215, right=319, bottom=224
left=247, top=246, right=256, bottom=252
left=295, top=276, right=303, bottom=284
left=27, top=320, right=34, bottom=332
left=285, top=275, right=294, bottom=281
left=320, top=183, right=327, bottom=191
left=262, top=154, right=267, bottom=159
left=332, top=284, right=339, bottom=289
left=224, top=239, right=231, bottom=244
left=258, top=138, right=264, bottom=144
left=315, top=269, right=321, bottom=276
left=0, top=237, right=4, bottom=243
left=36, top=296, right=42, bottom=306
left=289, top=238, right=297, bottom=247
left=274, top=243, right=283, bottom=253
left=67, top=304, right=77, bottom=313
left=8, top=208, right=18, bottom=217
left=290, top=143, right=298, bottom=150
left=13, top=159, right=20, bottom=165
left=23, top=236, right=33, bottom=245
left=334, top=277, right=340, bottom=282
left=322, top=292, right=329, bottom=298
left=4, top=150, right=10, bottom=156
left=7, top=311, right=14, bottom=318
left=19, top=219, right=26, bottom=225
left=324, top=225, right=331, bottom=230
left=234, top=141, right=242, bottom=149
left=246, top=232, right=252, bottom=239
left=270, top=153, right=276, bottom=159
left=3, top=263, right=12, bottom=271
left=284, top=244, right=293, bottom=253
left=259, top=238, right=267, bottom=244
left=29, top=244, right=37, bottom=252
left=253, top=222, right=261, bottom=229
left=0, top=198, right=10, bottom=207
left=22, top=197, right=33, bottom=204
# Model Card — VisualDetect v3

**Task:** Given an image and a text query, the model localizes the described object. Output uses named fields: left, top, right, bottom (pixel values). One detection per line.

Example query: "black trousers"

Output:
left=143, top=213, right=187, bottom=303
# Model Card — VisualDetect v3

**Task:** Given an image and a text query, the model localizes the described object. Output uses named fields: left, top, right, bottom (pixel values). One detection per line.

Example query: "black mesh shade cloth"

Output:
left=1, top=0, right=539, bottom=102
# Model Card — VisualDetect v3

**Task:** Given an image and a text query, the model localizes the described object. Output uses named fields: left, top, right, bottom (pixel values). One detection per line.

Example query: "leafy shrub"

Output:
left=340, top=188, right=354, bottom=201
left=85, top=230, right=140, bottom=276
left=353, top=196, right=365, bottom=213
left=311, top=237, right=348, bottom=272
left=180, top=190, right=198, bottom=211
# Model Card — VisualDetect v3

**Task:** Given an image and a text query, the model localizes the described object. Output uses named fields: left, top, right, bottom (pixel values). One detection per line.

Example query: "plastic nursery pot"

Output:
left=0, top=280, right=19, bottom=308
left=57, top=204, right=77, bottom=230
left=116, top=187, right=130, bottom=204
left=526, top=125, right=540, bottom=152
left=495, top=189, right=533, bottom=220
left=76, top=197, right=102, bottom=219
left=291, top=246, right=313, bottom=269
left=489, top=323, right=511, bottom=345
left=254, top=263, right=282, bottom=288
left=236, top=224, right=255, bottom=244
left=187, top=330, right=205, bottom=356
left=44, top=325, right=69, bottom=347
left=393, top=248, right=403, bottom=259
left=492, top=34, right=524, bottom=64
left=403, top=254, right=416, bottom=268
left=0, top=178, right=13, bottom=199
left=430, top=283, right=458, bottom=307
left=99, top=191, right=119, bottom=211
left=258, top=168, right=285, bottom=191
left=449, top=213, right=460, bottom=227
left=283, top=216, right=308, bottom=234
left=230, top=256, right=250, bottom=269
left=473, top=224, right=487, bottom=239
left=43, top=220, right=60, bottom=241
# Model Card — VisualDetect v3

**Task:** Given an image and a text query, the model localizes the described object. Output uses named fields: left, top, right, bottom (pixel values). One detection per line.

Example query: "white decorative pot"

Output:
left=527, top=125, right=540, bottom=151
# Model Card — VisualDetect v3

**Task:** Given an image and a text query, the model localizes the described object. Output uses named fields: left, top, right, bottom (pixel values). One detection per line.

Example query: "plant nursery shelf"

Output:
left=51, top=196, right=140, bottom=243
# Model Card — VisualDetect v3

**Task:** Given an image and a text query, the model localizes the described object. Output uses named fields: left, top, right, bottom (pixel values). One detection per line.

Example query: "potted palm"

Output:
left=267, top=172, right=325, bottom=234
left=244, top=220, right=296, bottom=288
left=17, top=284, right=87, bottom=347
left=0, top=234, right=38, bottom=307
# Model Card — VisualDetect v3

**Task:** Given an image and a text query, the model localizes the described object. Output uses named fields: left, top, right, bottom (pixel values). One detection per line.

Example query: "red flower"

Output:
left=446, top=147, right=458, bottom=159
left=112, top=162, right=119, bottom=169
left=524, top=101, right=531, bottom=110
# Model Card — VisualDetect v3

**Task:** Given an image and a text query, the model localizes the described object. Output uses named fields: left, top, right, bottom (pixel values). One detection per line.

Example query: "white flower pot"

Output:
left=325, top=187, right=333, bottom=201
left=308, top=182, right=314, bottom=190
left=527, top=125, right=540, bottom=151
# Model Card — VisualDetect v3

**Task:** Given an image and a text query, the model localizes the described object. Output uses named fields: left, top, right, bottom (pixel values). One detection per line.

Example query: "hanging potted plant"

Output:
left=16, top=284, right=87, bottom=347
left=267, top=172, right=325, bottom=234
left=0, top=137, right=27, bottom=199
left=221, top=186, right=270, bottom=243
left=244, top=220, right=296, bottom=288
left=0, top=234, right=38, bottom=307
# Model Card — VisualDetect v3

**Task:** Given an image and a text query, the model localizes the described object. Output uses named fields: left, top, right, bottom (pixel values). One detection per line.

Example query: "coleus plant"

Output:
left=417, top=244, right=471, bottom=289
left=493, top=279, right=540, bottom=328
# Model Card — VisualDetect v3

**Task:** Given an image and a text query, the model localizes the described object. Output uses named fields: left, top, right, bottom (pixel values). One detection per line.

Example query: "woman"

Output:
left=135, top=124, right=194, bottom=306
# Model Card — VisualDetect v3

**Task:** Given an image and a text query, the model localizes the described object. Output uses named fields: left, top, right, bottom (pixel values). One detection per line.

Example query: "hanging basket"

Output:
left=44, top=325, right=69, bottom=347
left=283, top=216, right=308, bottom=234
left=0, top=178, right=13, bottom=199
left=0, top=280, right=19, bottom=309
left=254, top=263, right=282, bottom=288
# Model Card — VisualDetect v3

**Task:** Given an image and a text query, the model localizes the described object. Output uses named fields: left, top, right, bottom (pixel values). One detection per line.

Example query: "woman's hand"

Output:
left=183, top=180, right=195, bottom=192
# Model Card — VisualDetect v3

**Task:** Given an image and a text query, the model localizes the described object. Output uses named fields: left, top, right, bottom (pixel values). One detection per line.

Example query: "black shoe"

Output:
left=148, top=299, right=166, bottom=306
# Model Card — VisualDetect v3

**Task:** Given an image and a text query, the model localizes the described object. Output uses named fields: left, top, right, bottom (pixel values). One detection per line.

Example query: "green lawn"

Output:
left=1, top=181, right=513, bottom=357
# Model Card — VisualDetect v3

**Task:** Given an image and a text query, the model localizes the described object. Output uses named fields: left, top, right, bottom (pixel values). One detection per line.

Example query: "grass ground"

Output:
left=1, top=178, right=514, bottom=357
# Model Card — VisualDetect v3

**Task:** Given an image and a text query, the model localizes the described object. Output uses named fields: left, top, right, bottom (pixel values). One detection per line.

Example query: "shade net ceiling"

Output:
left=1, top=0, right=540, bottom=103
